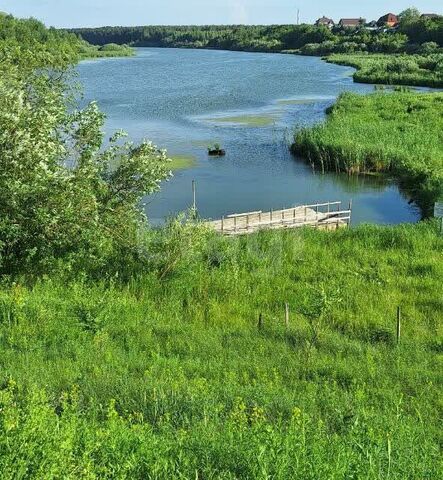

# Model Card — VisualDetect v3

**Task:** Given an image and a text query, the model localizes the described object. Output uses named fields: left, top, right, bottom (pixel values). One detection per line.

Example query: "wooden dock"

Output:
left=206, top=201, right=352, bottom=235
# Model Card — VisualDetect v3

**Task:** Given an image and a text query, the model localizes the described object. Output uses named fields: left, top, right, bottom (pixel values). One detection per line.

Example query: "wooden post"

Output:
left=247, top=215, right=249, bottom=232
left=259, top=212, right=262, bottom=226
left=349, top=199, right=353, bottom=227
left=304, top=206, right=307, bottom=223
left=258, top=313, right=263, bottom=330
left=234, top=216, right=237, bottom=233
left=192, top=180, right=196, bottom=210
left=285, top=303, right=289, bottom=329
left=221, top=216, right=224, bottom=234
left=293, top=207, right=296, bottom=224
left=396, top=307, right=401, bottom=345
left=270, top=209, right=273, bottom=222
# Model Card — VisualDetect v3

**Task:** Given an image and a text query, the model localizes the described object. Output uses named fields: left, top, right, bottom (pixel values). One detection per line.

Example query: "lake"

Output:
left=77, top=48, right=419, bottom=225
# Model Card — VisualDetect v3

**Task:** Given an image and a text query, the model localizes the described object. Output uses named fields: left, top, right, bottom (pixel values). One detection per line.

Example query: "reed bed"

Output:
left=327, top=53, right=443, bottom=88
left=293, top=91, right=443, bottom=213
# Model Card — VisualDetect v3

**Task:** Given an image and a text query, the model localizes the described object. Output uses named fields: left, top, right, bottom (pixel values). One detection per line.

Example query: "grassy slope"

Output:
left=326, top=53, right=443, bottom=88
left=292, top=90, right=443, bottom=213
left=1, top=223, right=442, bottom=478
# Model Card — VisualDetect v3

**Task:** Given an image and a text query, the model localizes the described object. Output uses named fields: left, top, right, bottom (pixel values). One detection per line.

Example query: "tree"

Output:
left=0, top=43, right=170, bottom=277
left=398, top=7, right=421, bottom=26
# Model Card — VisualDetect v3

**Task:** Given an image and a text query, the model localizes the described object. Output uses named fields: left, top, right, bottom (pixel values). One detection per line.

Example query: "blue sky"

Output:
left=0, top=1, right=441, bottom=28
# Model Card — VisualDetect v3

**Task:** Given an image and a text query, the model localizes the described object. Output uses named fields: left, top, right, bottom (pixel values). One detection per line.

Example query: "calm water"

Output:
left=78, top=48, right=419, bottom=224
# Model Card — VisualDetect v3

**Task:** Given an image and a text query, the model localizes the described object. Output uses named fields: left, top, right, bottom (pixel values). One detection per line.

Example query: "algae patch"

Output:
left=169, top=155, right=197, bottom=170
left=208, top=114, right=276, bottom=127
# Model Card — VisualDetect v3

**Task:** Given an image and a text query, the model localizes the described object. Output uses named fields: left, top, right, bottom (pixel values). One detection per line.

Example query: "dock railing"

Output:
left=208, top=201, right=352, bottom=235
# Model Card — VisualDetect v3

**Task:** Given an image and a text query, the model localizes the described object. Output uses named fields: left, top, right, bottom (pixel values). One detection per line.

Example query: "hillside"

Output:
left=1, top=223, right=442, bottom=478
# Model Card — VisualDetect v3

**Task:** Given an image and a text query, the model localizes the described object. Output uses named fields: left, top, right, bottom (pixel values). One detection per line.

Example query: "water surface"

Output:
left=78, top=48, right=419, bottom=224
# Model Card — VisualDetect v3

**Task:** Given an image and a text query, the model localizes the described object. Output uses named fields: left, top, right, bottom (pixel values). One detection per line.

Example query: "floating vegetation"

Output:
left=208, top=114, right=276, bottom=127
left=277, top=98, right=322, bottom=106
left=169, top=155, right=197, bottom=170
left=207, top=143, right=226, bottom=156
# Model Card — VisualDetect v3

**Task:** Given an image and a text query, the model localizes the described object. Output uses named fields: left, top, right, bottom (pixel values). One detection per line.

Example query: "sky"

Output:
left=0, top=0, right=441, bottom=28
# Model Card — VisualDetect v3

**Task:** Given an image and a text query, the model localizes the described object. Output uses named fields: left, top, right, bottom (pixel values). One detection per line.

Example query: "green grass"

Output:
left=79, top=43, right=135, bottom=60
left=169, top=155, right=197, bottom=170
left=327, top=53, right=443, bottom=88
left=292, top=90, right=443, bottom=215
left=0, top=222, right=442, bottom=478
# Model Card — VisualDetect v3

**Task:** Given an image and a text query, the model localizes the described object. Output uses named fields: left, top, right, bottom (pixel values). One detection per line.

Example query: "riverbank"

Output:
left=292, top=90, right=443, bottom=216
left=70, top=22, right=443, bottom=88
left=326, top=53, right=443, bottom=88
left=1, top=221, right=442, bottom=478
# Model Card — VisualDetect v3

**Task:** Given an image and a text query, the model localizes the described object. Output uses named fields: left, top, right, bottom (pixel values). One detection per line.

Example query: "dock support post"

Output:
left=349, top=199, right=353, bottom=227
left=192, top=180, right=196, bottom=211
left=258, top=313, right=263, bottom=330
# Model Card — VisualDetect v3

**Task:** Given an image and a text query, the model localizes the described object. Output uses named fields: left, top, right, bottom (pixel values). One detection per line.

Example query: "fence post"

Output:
left=285, top=303, right=289, bottom=329
left=221, top=216, right=224, bottom=234
left=258, top=313, right=263, bottom=330
left=396, top=307, right=401, bottom=345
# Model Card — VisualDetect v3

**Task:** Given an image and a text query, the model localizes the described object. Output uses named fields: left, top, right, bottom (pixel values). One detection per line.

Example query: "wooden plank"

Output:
left=205, top=201, right=351, bottom=235
left=227, top=210, right=262, bottom=218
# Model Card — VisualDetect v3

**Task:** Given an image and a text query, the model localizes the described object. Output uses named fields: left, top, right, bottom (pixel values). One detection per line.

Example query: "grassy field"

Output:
left=1, top=222, right=442, bottom=478
left=327, top=53, right=443, bottom=88
left=292, top=90, right=443, bottom=216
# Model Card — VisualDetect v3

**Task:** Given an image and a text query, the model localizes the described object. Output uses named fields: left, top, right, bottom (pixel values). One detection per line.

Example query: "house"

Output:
left=338, top=18, right=365, bottom=28
left=315, top=16, right=335, bottom=28
left=377, top=13, right=398, bottom=27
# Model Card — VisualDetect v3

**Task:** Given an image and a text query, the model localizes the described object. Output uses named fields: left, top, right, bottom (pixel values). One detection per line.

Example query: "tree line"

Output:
left=69, top=11, right=443, bottom=55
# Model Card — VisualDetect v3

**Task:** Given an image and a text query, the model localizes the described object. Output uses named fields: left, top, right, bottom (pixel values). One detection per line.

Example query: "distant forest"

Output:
left=70, top=15, right=443, bottom=55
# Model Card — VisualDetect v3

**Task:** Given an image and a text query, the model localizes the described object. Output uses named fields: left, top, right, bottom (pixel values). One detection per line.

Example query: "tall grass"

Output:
left=0, top=222, right=442, bottom=478
left=293, top=90, right=443, bottom=215
left=327, top=53, right=443, bottom=88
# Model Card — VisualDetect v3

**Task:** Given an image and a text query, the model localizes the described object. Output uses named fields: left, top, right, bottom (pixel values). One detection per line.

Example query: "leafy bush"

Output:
left=0, top=19, right=168, bottom=278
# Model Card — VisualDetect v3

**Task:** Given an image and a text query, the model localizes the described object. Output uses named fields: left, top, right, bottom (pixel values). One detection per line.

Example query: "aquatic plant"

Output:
left=292, top=90, right=443, bottom=213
